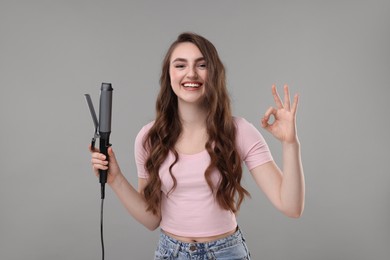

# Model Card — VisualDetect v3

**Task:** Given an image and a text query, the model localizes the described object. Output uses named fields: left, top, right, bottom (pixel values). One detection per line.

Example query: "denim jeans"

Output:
left=154, top=227, right=251, bottom=260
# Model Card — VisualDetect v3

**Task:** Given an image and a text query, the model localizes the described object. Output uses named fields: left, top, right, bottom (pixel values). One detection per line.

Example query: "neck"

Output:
left=178, top=101, right=207, bottom=130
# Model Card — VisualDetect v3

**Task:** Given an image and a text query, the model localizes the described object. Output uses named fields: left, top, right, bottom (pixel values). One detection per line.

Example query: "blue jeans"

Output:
left=154, top=227, right=251, bottom=260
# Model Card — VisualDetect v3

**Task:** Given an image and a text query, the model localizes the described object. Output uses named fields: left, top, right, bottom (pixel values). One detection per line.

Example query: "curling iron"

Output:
left=84, top=83, right=113, bottom=199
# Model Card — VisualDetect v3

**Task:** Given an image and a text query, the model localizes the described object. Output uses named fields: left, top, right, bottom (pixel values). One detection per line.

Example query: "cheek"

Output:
left=200, top=70, right=208, bottom=82
left=169, top=73, right=180, bottom=95
left=170, top=71, right=184, bottom=89
left=169, top=70, right=178, bottom=83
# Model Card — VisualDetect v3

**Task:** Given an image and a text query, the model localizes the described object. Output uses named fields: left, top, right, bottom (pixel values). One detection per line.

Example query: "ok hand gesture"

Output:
left=261, top=84, right=299, bottom=144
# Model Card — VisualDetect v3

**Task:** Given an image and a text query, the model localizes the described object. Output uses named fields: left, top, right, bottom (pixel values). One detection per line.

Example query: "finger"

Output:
left=93, top=166, right=109, bottom=172
left=262, top=106, right=277, bottom=128
left=272, top=84, right=283, bottom=109
left=89, top=144, right=95, bottom=152
left=291, top=93, right=299, bottom=115
left=261, top=116, right=273, bottom=132
left=284, top=84, right=291, bottom=111
left=261, top=117, right=268, bottom=128
left=264, top=106, right=277, bottom=120
left=107, top=146, right=115, bottom=157
left=92, top=162, right=108, bottom=170
left=91, top=158, right=109, bottom=166
left=89, top=144, right=101, bottom=153
left=92, top=152, right=106, bottom=160
left=107, top=147, right=118, bottom=164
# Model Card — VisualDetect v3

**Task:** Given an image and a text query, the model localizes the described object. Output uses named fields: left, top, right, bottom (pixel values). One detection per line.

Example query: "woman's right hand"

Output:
left=89, top=145, right=123, bottom=186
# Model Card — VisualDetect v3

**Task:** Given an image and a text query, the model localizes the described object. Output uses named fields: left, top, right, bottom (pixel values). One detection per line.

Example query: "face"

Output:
left=169, top=42, right=207, bottom=106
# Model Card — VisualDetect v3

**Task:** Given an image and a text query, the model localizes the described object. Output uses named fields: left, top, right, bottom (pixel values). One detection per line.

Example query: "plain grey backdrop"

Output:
left=1, top=0, right=389, bottom=259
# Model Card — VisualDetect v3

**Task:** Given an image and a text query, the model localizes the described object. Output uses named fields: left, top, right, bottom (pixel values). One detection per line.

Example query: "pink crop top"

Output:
left=135, top=117, right=273, bottom=237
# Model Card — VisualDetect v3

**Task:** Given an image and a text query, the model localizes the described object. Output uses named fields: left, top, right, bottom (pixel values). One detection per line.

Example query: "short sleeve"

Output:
left=235, top=117, right=273, bottom=170
left=134, top=122, right=154, bottom=179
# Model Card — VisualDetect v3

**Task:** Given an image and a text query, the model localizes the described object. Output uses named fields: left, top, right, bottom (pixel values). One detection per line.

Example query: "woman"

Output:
left=90, top=32, right=305, bottom=259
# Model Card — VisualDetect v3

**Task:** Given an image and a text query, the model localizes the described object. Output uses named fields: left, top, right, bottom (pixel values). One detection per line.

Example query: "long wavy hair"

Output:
left=142, top=32, right=250, bottom=215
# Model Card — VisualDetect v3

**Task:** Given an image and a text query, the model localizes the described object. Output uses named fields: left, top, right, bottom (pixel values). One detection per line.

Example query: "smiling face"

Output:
left=169, top=42, right=207, bottom=106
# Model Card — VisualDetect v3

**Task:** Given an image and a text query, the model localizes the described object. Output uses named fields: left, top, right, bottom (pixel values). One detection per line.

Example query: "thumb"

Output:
left=107, top=146, right=121, bottom=173
left=107, top=146, right=115, bottom=157
left=262, top=123, right=273, bottom=134
left=107, top=146, right=117, bottom=163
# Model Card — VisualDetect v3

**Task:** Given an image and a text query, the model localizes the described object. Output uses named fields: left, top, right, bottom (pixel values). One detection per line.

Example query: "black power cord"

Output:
left=100, top=198, right=105, bottom=260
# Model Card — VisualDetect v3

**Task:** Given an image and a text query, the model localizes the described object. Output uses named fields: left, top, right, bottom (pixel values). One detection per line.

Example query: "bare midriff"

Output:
left=162, top=227, right=237, bottom=243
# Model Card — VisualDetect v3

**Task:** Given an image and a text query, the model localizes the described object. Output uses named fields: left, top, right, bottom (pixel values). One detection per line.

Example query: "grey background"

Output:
left=1, top=0, right=389, bottom=259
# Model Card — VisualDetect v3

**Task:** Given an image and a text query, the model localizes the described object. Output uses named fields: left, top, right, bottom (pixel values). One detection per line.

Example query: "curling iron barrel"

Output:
left=98, top=83, right=113, bottom=198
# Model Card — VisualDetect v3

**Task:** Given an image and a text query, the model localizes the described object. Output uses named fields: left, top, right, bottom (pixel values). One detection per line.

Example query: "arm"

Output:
left=250, top=142, right=304, bottom=218
left=91, top=147, right=161, bottom=230
left=251, top=84, right=305, bottom=218
left=109, top=174, right=161, bottom=230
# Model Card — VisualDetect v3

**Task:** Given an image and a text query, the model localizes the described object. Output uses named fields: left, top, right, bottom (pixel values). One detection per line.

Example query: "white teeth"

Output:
left=183, top=83, right=201, bottom=88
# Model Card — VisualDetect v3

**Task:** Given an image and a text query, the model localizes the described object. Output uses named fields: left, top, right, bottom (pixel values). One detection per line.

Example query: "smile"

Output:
left=182, top=82, right=202, bottom=88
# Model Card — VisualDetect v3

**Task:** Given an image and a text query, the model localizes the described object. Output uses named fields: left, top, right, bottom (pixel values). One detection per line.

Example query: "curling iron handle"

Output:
left=99, top=132, right=111, bottom=184
left=99, top=132, right=111, bottom=199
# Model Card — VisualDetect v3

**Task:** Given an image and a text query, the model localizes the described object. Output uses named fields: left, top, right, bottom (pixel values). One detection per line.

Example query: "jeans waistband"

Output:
left=158, top=227, right=244, bottom=256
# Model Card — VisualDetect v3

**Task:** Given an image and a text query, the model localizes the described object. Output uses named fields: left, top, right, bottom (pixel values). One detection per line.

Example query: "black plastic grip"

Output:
left=98, top=132, right=111, bottom=185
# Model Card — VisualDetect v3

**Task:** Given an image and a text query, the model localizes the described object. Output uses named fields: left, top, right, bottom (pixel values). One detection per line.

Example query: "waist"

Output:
left=162, top=226, right=238, bottom=243
left=159, top=226, right=244, bottom=252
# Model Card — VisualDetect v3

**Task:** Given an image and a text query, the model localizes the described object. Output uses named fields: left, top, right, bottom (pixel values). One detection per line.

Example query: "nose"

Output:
left=186, top=66, right=198, bottom=79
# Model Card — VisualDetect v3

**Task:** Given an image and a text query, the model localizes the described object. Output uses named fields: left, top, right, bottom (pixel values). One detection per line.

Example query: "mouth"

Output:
left=182, top=82, right=203, bottom=89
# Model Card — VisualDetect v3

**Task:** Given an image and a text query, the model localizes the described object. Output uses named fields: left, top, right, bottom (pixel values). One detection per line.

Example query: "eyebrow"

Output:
left=171, top=57, right=205, bottom=63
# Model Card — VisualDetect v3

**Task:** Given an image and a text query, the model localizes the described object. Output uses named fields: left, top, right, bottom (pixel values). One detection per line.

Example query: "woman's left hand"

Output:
left=261, top=84, right=299, bottom=144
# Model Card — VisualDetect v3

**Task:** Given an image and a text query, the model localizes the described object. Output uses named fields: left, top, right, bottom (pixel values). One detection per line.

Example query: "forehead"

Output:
left=170, top=42, right=203, bottom=61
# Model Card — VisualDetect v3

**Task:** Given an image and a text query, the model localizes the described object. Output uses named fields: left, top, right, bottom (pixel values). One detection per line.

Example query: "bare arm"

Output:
left=91, top=147, right=161, bottom=230
left=251, top=85, right=305, bottom=218
left=250, top=141, right=304, bottom=218
left=109, top=175, right=161, bottom=230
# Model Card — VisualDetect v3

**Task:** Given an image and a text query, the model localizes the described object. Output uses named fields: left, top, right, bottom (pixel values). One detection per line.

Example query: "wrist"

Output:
left=282, top=137, right=300, bottom=147
left=109, top=173, right=125, bottom=190
left=282, top=139, right=301, bottom=153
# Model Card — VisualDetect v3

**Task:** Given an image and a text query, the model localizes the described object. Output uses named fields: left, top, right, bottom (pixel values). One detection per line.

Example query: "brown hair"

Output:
left=142, top=32, right=250, bottom=215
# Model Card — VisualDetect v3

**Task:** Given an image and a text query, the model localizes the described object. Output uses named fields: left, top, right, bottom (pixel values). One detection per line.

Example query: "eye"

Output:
left=198, top=63, right=207, bottom=69
left=174, top=64, right=185, bottom=69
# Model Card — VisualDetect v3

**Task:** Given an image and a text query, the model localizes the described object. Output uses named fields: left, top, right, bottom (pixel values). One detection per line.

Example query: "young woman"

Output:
left=90, top=32, right=305, bottom=259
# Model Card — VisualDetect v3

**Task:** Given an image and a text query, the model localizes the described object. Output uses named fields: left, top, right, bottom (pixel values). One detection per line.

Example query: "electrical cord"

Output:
left=100, top=198, right=105, bottom=260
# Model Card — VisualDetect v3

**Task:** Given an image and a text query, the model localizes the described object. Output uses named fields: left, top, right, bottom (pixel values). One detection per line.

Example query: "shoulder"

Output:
left=233, top=116, right=273, bottom=166
left=134, top=121, right=155, bottom=173
left=136, top=121, right=155, bottom=138
left=233, top=116, right=249, bottom=125
left=233, top=116, right=267, bottom=149
left=233, top=116, right=258, bottom=134
left=135, top=121, right=155, bottom=148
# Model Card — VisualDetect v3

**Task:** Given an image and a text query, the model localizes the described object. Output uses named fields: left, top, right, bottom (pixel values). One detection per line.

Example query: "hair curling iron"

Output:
left=84, top=83, right=113, bottom=199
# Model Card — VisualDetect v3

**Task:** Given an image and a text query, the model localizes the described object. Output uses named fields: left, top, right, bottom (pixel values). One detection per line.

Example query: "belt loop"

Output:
left=205, top=243, right=214, bottom=260
left=173, top=242, right=180, bottom=257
